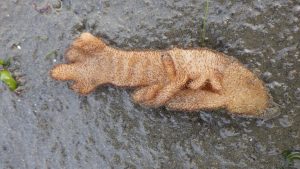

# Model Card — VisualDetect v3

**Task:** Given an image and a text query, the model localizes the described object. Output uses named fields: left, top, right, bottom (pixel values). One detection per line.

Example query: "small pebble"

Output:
left=262, top=71, right=272, bottom=81
left=293, top=5, right=300, bottom=14
left=278, top=115, right=293, bottom=127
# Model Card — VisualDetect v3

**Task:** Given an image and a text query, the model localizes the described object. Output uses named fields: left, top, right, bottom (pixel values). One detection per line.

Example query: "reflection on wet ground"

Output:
left=0, top=0, right=299, bottom=168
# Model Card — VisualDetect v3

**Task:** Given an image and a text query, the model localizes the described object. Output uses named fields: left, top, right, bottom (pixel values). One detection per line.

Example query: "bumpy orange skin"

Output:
left=51, top=33, right=272, bottom=117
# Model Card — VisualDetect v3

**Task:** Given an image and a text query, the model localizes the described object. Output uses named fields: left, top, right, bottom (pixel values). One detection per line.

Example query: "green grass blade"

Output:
left=287, top=152, right=300, bottom=160
left=0, top=69, right=18, bottom=91
left=0, top=58, right=12, bottom=67
left=282, top=150, right=300, bottom=168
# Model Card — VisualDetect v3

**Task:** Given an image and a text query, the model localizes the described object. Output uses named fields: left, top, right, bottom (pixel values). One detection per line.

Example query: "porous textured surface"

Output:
left=51, top=33, right=269, bottom=116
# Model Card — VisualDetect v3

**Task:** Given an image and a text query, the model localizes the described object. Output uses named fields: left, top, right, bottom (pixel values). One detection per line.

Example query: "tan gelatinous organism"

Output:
left=50, top=33, right=277, bottom=118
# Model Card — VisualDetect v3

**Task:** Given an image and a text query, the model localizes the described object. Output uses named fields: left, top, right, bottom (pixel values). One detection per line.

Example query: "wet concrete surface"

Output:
left=0, top=0, right=299, bottom=168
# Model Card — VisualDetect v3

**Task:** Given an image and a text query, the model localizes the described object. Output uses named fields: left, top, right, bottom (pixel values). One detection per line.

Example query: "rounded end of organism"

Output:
left=253, top=90, right=281, bottom=120
left=257, top=100, right=281, bottom=120
left=49, top=65, right=61, bottom=80
left=227, top=93, right=281, bottom=120
left=236, top=99, right=281, bottom=120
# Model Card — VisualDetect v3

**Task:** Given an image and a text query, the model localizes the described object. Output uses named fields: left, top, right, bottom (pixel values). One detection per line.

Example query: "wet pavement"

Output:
left=0, top=0, right=299, bottom=168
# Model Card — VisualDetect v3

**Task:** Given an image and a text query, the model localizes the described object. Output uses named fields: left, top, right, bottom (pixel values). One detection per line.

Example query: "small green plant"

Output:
left=0, top=58, right=18, bottom=91
left=282, top=150, right=300, bottom=167
left=0, top=70, right=18, bottom=91
left=0, top=58, right=11, bottom=67
left=201, top=0, right=209, bottom=46
left=45, top=50, right=58, bottom=60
